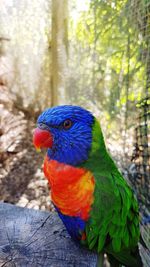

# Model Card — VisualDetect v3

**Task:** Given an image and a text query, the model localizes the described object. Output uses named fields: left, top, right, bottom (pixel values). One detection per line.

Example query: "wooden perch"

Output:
left=0, top=203, right=97, bottom=267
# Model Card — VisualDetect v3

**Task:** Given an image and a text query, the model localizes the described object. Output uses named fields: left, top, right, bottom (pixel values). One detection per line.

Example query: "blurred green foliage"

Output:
left=1, top=0, right=149, bottom=140
left=68, top=0, right=149, bottom=135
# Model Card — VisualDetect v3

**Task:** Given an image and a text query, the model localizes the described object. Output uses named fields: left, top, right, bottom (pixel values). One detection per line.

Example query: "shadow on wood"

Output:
left=0, top=203, right=97, bottom=267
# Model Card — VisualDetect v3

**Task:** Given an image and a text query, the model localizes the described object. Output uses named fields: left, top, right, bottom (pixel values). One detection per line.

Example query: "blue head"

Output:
left=33, top=105, right=94, bottom=166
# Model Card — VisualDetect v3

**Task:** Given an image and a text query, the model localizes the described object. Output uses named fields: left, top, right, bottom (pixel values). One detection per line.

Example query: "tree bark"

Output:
left=51, top=0, right=68, bottom=106
left=0, top=203, right=97, bottom=267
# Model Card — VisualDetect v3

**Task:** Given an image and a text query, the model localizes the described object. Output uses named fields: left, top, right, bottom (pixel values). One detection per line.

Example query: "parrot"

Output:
left=33, top=105, right=143, bottom=267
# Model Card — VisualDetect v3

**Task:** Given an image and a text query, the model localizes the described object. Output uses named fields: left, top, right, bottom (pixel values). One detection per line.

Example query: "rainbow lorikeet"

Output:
left=33, top=105, right=143, bottom=267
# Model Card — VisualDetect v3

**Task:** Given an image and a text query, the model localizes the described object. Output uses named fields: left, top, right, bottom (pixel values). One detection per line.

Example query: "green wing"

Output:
left=84, top=168, right=141, bottom=266
left=79, top=119, right=141, bottom=266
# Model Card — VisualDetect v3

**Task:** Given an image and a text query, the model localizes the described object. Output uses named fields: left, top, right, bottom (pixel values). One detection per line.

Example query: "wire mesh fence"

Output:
left=130, top=97, right=150, bottom=216
left=126, top=3, right=150, bottom=258
left=130, top=0, right=150, bottom=97
left=128, top=97, right=150, bottom=266
left=128, top=0, right=150, bottom=225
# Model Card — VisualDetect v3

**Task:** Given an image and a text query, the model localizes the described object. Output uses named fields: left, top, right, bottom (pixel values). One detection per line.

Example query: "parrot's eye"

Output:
left=63, top=119, right=72, bottom=130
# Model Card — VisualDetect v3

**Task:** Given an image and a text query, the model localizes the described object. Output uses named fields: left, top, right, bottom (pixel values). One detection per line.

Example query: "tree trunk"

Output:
left=51, top=0, right=68, bottom=106
left=0, top=203, right=97, bottom=267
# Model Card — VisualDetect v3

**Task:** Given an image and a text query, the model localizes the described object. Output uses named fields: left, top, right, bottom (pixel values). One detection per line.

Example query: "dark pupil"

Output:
left=64, top=120, right=72, bottom=129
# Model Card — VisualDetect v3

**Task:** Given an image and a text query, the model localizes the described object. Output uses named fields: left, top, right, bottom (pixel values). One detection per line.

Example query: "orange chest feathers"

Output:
left=43, top=156, right=95, bottom=220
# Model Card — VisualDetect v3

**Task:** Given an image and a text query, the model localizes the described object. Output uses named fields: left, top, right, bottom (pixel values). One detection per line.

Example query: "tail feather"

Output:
left=108, top=254, right=121, bottom=267
left=107, top=246, right=143, bottom=267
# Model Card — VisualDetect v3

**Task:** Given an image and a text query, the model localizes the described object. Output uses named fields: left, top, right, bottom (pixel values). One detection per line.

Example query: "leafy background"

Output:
left=0, top=0, right=149, bottom=213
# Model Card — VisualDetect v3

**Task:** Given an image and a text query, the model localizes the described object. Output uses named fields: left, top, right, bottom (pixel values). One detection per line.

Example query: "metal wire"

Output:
left=130, top=97, right=150, bottom=216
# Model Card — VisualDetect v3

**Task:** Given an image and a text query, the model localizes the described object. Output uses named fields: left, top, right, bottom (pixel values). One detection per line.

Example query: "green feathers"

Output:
left=81, top=118, right=141, bottom=267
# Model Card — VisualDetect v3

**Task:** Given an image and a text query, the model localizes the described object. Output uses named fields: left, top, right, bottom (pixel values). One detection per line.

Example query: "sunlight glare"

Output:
left=71, top=0, right=90, bottom=22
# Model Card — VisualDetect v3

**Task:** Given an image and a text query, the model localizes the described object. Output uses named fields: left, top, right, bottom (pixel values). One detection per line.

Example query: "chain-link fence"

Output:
left=127, top=0, right=150, bottom=222
left=128, top=97, right=150, bottom=266
left=130, top=97, right=150, bottom=215
left=127, top=1, right=150, bottom=264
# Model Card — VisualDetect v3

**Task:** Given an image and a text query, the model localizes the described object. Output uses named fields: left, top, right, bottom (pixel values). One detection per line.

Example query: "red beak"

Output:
left=33, top=128, right=53, bottom=151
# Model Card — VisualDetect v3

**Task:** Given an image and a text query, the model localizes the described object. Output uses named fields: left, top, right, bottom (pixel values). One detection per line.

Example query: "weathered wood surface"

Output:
left=0, top=203, right=97, bottom=267
left=139, top=223, right=150, bottom=267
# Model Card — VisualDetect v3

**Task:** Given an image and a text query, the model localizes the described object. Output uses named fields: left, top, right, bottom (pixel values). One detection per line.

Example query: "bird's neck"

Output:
left=79, top=119, right=115, bottom=172
left=46, top=118, right=113, bottom=171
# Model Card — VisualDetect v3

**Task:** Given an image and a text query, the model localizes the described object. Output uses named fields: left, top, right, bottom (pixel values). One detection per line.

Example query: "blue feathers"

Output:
left=37, top=105, right=94, bottom=165
left=56, top=207, right=86, bottom=241
left=37, top=105, right=92, bottom=240
left=38, top=105, right=94, bottom=126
